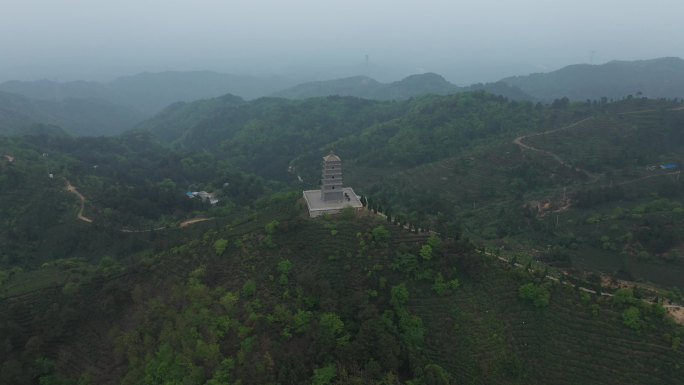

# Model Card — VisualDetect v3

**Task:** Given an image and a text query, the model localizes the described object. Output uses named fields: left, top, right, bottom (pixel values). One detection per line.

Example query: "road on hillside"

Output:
left=65, top=179, right=93, bottom=223
left=513, top=117, right=598, bottom=180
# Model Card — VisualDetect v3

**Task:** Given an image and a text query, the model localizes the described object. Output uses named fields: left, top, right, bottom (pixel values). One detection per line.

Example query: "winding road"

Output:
left=513, top=117, right=599, bottom=180
left=64, top=178, right=210, bottom=231
left=64, top=179, right=93, bottom=223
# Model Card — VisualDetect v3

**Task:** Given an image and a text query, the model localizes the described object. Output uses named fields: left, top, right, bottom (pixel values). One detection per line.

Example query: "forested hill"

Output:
left=138, top=91, right=544, bottom=181
left=501, top=57, right=684, bottom=101
left=139, top=92, right=684, bottom=290
left=272, top=72, right=533, bottom=101
left=0, top=90, right=145, bottom=136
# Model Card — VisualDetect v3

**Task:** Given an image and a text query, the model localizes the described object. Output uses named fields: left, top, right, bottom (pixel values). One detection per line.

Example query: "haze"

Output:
left=2, top=0, right=683, bottom=84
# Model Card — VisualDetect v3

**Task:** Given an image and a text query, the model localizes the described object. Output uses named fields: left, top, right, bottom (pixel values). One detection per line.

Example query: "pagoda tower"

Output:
left=303, top=150, right=363, bottom=217
left=321, top=151, right=344, bottom=202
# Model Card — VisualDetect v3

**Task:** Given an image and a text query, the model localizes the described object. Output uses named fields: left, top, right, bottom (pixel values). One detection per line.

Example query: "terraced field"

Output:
left=410, top=267, right=684, bottom=385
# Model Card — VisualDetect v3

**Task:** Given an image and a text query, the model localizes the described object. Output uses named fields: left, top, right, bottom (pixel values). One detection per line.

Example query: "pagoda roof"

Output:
left=323, top=151, right=341, bottom=162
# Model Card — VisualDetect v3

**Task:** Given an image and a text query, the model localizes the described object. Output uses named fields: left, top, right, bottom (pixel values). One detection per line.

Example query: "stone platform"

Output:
left=303, top=188, right=363, bottom=218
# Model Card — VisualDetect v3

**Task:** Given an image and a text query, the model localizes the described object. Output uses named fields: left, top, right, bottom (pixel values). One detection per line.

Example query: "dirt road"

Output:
left=65, top=179, right=93, bottom=223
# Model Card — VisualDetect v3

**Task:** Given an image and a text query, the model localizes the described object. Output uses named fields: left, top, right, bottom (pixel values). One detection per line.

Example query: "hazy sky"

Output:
left=1, top=0, right=683, bottom=84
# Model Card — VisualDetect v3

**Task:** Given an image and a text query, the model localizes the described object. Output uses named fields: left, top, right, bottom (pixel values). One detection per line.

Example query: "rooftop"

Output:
left=323, top=151, right=341, bottom=162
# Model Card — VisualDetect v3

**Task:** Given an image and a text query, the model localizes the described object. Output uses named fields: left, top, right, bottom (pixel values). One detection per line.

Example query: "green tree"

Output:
left=518, top=283, right=551, bottom=308
left=613, top=288, right=636, bottom=306
left=391, top=283, right=409, bottom=310
left=622, top=306, right=641, bottom=330
left=277, top=259, right=293, bottom=275
left=419, top=244, right=433, bottom=261
left=241, top=280, right=257, bottom=297
left=421, top=364, right=451, bottom=385
left=265, top=220, right=279, bottom=234
left=311, top=364, right=337, bottom=385
left=372, top=225, right=390, bottom=242
left=214, top=239, right=229, bottom=255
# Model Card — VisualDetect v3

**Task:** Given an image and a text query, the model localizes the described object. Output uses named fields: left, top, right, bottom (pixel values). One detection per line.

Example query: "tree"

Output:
left=419, top=245, right=433, bottom=261
left=311, top=364, right=336, bottom=385
left=622, top=306, right=641, bottom=330
left=372, top=226, right=390, bottom=242
left=390, top=283, right=409, bottom=310
left=613, top=288, right=636, bottom=306
left=214, top=239, right=229, bottom=255
left=421, top=364, right=451, bottom=385
left=518, top=283, right=551, bottom=308
left=241, top=280, right=257, bottom=297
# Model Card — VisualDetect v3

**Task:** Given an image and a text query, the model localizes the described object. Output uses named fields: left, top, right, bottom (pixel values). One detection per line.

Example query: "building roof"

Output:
left=323, top=151, right=341, bottom=162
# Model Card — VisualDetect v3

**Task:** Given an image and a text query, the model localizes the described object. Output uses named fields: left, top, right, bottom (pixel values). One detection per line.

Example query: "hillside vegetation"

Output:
left=138, top=92, right=684, bottom=290
left=1, top=197, right=682, bottom=384
left=2, top=90, right=684, bottom=384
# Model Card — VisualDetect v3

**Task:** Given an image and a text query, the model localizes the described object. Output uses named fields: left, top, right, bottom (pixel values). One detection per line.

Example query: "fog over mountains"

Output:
left=2, top=57, right=684, bottom=137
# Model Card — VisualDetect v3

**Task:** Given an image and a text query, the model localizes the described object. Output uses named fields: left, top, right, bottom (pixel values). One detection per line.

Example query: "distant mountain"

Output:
left=0, top=90, right=145, bottom=136
left=108, top=71, right=296, bottom=113
left=136, top=93, right=246, bottom=143
left=271, top=76, right=384, bottom=99
left=0, top=79, right=113, bottom=101
left=501, top=57, right=684, bottom=101
left=272, top=73, right=534, bottom=101
left=0, top=71, right=297, bottom=116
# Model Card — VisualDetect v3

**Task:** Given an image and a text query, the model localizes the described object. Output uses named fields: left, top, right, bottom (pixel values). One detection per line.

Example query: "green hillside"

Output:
left=138, top=92, right=684, bottom=289
left=3, top=91, right=684, bottom=384
left=0, top=132, right=276, bottom=271
left=1, top=197, right=682, bottom=384
left=357, top=100, right=684, bottom=288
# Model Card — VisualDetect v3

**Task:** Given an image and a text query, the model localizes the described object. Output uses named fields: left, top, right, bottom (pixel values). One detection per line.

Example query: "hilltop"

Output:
left=501, top=57, right=684, bottom=101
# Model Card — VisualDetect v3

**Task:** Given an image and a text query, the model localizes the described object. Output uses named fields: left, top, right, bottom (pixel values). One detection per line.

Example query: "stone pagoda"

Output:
left=303, top=151, right=363, bottom=218
left=321, top=151, right=343, bottom=202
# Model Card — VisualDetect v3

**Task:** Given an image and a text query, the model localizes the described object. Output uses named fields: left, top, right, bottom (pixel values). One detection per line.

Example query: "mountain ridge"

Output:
left=272, top=72, right=534, bottom=101
left=501, top=56, right=684, bottom=101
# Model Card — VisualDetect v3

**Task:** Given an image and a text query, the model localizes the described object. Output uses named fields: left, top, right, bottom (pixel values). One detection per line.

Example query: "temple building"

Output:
left=303, top=151, right=363, bottom=218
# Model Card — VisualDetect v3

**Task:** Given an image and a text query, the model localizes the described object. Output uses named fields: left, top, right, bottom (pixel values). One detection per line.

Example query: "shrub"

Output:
left=241, top=280, right=256, bottom=297
left=622, top=306, right=641, bottom=330
left=214, top=239, right=228, bottom=255
left=518, top=283, right=551, bottom=308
